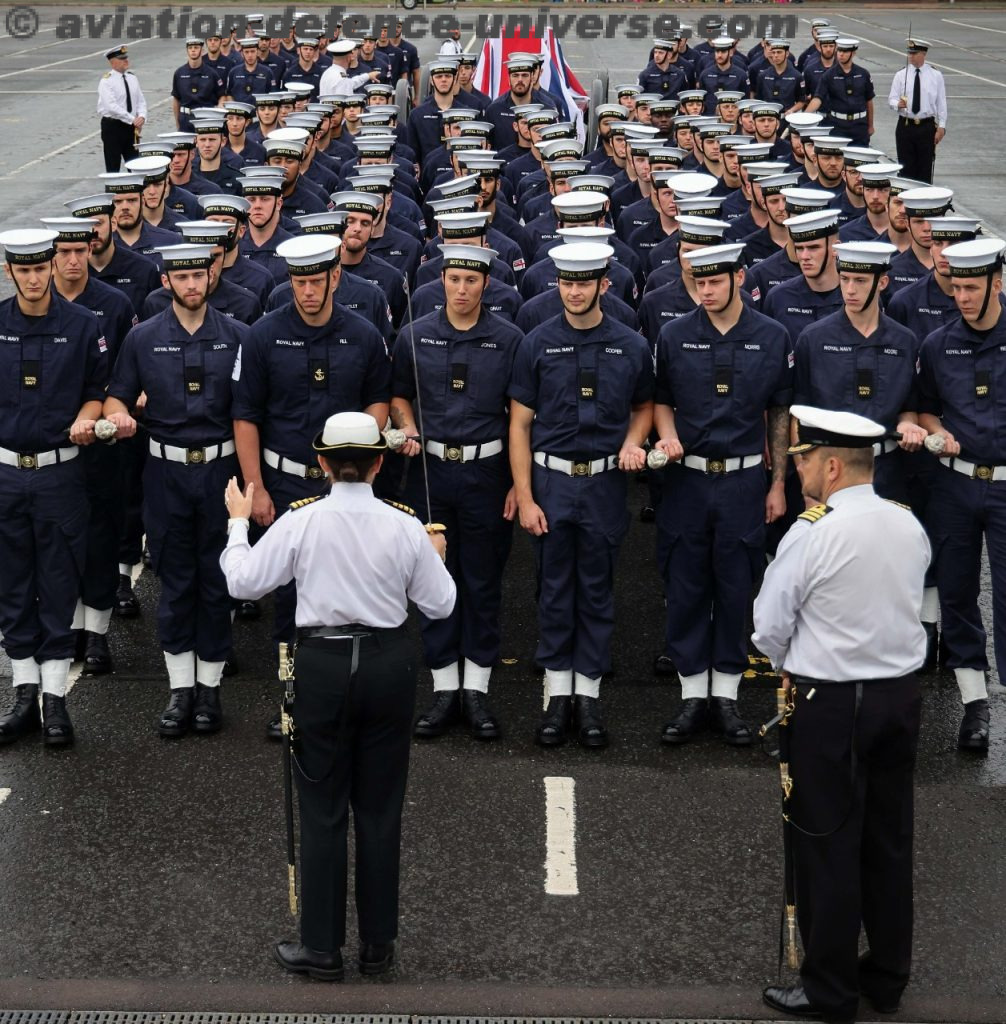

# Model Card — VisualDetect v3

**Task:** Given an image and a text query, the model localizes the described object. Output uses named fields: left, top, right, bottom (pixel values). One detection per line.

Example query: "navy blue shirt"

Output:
left=793, top=309, right=919, bottom=427
left=171, top=62, right=225, bottom=119
left=117, top=221, right=181, bottom=265
left=753, top=65, right=806, bottom=109
left=92, top=242, right=162, bottom=316
left=508, top=314, right=654, bottom=459
left=231, top=301, right=390, bottom=462
left=222, top=253, right=275, bottom=308
left=516, top=289, right=638, bottom=335
left=343, top=251, right=407, bottom=327
left=813, top=62, right=874, bottom=117
left=839, top=213, right=885, bottom=242
left=886, top=274, right=958, bottom=340
left=280, top=62, right=323, bottom=99
left=698, top=66, right=750, bottom=115
left=918, top=312, right=1006, bottom=462
left=109, top=305, right=246, bottom=446
left=0, top=293, right=108, bottom=452
left=68, top=276, right=137, bottom=364
left=411, top=277, right=520, bottom=324
left=637, top=61, right=689, bottom=99
left=391, top=307, right=523, bottom=443
left=655, top=304, right=793, bottom=457
left=761, top=275, right=843, bottom=348
left=743, top=247, right=800, bottom=307
left=265, top=272, right=394, bottom=343
left=887, top=246, right=930, bottom=298
left=226, top=63, right=277, bottom=99
left=239, top=227, right=295, bottom=284
left=519, top=256, right=637, bottom=311
left=142, top=276, right=262, bottom=326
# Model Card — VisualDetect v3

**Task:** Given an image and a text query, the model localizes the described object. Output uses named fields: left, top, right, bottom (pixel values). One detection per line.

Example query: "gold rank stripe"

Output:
left=289, top=495, right=322, bottom=511
left=382, top=499, right=415, bottom=517
left=797, top=503, right=833, bottom=524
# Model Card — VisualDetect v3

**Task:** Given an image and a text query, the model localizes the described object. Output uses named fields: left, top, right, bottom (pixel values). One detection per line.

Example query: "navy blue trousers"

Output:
left=81, top=442, right=125, bottom=612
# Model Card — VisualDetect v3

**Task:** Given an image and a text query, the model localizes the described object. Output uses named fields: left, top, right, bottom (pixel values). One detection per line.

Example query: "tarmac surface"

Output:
left=1, top=5, right=1006, bottom=1023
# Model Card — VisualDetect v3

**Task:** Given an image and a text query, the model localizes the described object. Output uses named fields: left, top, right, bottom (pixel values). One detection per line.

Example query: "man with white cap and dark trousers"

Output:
left=0, top=229, right=109, bottom=747
left=221, top=411, right=455, bottom=980
left=754, top=405, right=930, bottom=1024
left=889, top=39, right=947, bottom=185
left=98, top=45, right=147, bottom=171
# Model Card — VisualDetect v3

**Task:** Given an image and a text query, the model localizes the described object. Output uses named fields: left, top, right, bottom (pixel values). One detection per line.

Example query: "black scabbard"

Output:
left=279, top=642, right=297, bottom=917
left=777, top=686, right=799, bottom=972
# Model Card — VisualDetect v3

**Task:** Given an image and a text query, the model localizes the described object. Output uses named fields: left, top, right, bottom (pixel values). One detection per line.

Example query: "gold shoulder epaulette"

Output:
left=797, top=503, right=833, bottom=524
left=885, top=499, right=912, bottom=511
left=382, top=498, right=415, bottom=516
left=289, top=495, right=322, bottom=511
left=103, top=72, right=112, bottom=79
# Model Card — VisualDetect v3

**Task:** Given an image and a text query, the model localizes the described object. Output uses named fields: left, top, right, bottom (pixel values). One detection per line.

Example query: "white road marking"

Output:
left=942, top=18, right=1006, bottom=36
left=544, top=775, right=578, bottom=896
left=464, top=34, right=476, bottom=54
left=0, top=788, right=10, bottom=806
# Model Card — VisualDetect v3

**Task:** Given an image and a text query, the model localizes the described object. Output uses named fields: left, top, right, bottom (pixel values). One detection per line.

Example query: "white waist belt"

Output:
left=426, top=438, right=503, bottom=463
left=832, top=110, right=867, bottom=121
left=682, top=453, right=762, bottom=474
left=149, top=438, right=235, bottom=465
left=940, top=456, right=1006, bottom=482
left=264, top=448, right=326, bottom=480
left=873, top=438, right=899, bottom=457
left=0, top=445, right=78, bottom=470
left=533, top=451, right=618, bottom=477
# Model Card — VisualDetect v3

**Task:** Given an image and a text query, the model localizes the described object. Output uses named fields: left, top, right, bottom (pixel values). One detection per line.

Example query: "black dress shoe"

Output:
left=639, top=504, right=655, bottom=523
left=861, top=991, right=901, bottom=1014
left=192, top=684, right=223, bottom=734
left=413, top=689, right=460, bottom=738
left=574, top=694, right=609, bottom=749
left=536, top=695, right=572, bottom=746
left=661, top=697, right=708, bottom=745
left=114, top=574, right=140, bottom=618
left=763, top=984, right=855, bottom=1023
left=708, top=696, right=753, bottom=746
left=0, top=685, right=41, bottom=745
left=42, top=694, right=74, bottom=748
left=158, top=688, right=194, bottom=738
left=358, top=941, right=394, bottom=976
left=221, top=655, right=238, bottom=677
left=462, top=689, right=500, bottom=740
left=266, top=713, right=283, bottom=742
left=652, top=653, right=677, bottom=677
left=82, top=632, right=112, bottom=675
left=921, top=621, right=938, bottom=671
left=958, top=698, right=990, bottom=752
left=235, top=599, right=261, bottom=621
left=273, top=940, right=344, bottom=981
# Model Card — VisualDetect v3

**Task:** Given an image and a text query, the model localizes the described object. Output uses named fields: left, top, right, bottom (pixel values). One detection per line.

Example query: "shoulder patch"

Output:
left=103, top=72, right=112, bottom=79
left=797, top=503, right=833, bottom=524
left=382, top=498, right=415, bottom=516
left=289, top=495, right=322, bottom=511
left=885, top=499, right=912, bottom=511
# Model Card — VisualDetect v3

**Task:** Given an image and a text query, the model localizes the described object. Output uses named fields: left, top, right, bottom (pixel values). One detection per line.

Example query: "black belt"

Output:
left=790, top=673, right=916, bottom=687
left=899, top=116, right=935, bottom=126
left=296, top=624, right=404, bottom=643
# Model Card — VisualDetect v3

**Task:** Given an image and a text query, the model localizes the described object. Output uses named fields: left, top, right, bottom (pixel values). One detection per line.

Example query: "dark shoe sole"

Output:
left=43, top=732, right=74, bottom=748
left=272, top=946, right=344, bottom=981
left=359, top=952, right=394, bottom=976
left=957, top=739, right=989, bottom=753
left=661, top=731, right=697, bottom=746
left=413, top=723, right=452, bottom=739
left=535, top=730, right=567, bottom=747
left=82, top=662, right=112, bottom=676
left=158, top=723, right=189, bottom=738
left=192, top=720, right=222, bottom=735
left=579, top=733, right=609, bottom=749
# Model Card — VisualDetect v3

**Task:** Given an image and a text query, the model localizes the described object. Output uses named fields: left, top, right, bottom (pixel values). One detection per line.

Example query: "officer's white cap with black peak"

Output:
left=834, top=241, right=899, bottom=272
left=327, top=38, right=356, bottom=55
left=39, top=218, right=98, bottom=244
left=942, top=238, right=1005, bottom=275
left=154, top=244, right=216, bottom=270
left=548, top=241, right=613, bottom=279
left=907, top=39, right=931, bottom=53
left=551, top=191, right=607, bottom=223
left=313, top=410, right=388, bottom=457
left=277, top=234, right=341, bottom=274
left=787, top=406, right=886, bottom=455
left=785, top=209, right=840, bottom=242
left=899, top=186, right=954, bottom=217
left=682, top=242, right=746, bottom=277
left=438, top=244, right=496, bottom=273
left=105, top=44, right=129, bottom=60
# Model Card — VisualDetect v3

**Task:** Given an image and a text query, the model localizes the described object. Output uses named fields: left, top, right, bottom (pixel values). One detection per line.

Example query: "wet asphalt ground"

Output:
left=1, top=4, right=1006, bottom=1021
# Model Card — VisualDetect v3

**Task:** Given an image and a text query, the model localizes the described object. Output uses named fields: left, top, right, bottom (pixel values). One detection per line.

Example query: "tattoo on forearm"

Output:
left=768, top=406, right=789, bottom=484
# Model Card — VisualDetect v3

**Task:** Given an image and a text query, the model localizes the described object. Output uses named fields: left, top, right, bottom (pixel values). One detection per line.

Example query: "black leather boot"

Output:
left=158, top=687, right=194, bottom=738
left=661, top=697, right=709, bottom=745
left=114, top=574, right=140, bottom=617
left=462, top=689, right=500, bottom=740
left=958, top=698, right=990, bottom=752
left=574, top=694, right=609, bottom=749
left=413, top=690, right=460, bottom=738
left=359, top=941, right=395, bottom=976
left=192, top=684, right=223, bottom=734
left=42, top=693, right=74, bottom=747
left=708, top=696, right=753, bottom=746
left=82, top=632, right=112, bottom=675
left=0, top=685, right=41, bottom=745
left=535, top=695, right=572, bottom=747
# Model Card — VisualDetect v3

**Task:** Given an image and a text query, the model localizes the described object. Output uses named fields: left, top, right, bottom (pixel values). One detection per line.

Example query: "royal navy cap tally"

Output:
left=928, top=216, right=981, bottom=242
left=715, top=91, right=745, bottom=105
left=458, top=121, right=494, bottom=137
left=735, top=144, right=774, bottom=163
left=712, top=36, right=735, bottom=50
left=238, top=37, right=260, bottom=49
left=538, top=138, right=583, bottom=161
left=899, top=186, right=954, bottom=216
left=429, top=57, right=461, bottom=75
left=427, top=196, right=479, bottom=217
left=505, top=55, right=537, bottom=72
left=649, top=99, right=679, bottom=115
left=857, top=162, right=902, bottom=187
left=434, top=212, right=490, bottom=238
left=459, top=155, right=504, bottom=174
left=198, top=194, right=251, bottom=217
left=157, top=131, right=197, bottom=149
left=175, top=220, right=232, bottom=245
left=811, top=18, right=832, bottom=28
left=223, top=100, right=255, bottom=117
left=136, top=141, right=175, bottom=157
left=277, top=233, right=341, bottom=274
left=100, top=172, right=146, bottom=193
left=434, top=174, right=480, bottom=199
left=676, top=90, right=706, bottom=104
left=683, top=242, right=745, bottom=277
left=782, top=187, right=836, bottom=213
left=155, top=243, right=215, bottom=269
left=526, top=109, right=559, bottom=128
left=185, top=37, right=203, bottom=47
left=332, top=191, right=383, bottom=216
left=942, top=238, right=1005, bottom=276
left=544, top=160, right=591, bottom=181
left=346, top=174, right=392, bottom=195
left=788, top=406, right=886, bottom=454
left=842, top=146, right=887, bottom=168
left=193, top=117, right=226, bottom=134
left=255, top=93, right=282, bottom=106
left=808, top=135, right=851, bottom=155
left=237, top=174, right=284, bottom=195
left=750, top=101, right=784, bottom=119
left=595, top=104, right=630, bottom=121
left=753, top=172, right=803, bottom=195
left=263, top=136, right=306, bottom=159
left=785, top=209, right=840, bottom=241
left=0, top=228, right=59, bottom=264
left=568, top=174, right=615, bottom=195
left=105, top=44, right=128, bottom=60
left=65, top=193, right=115, bottom=218
left=674, top=194, right=727, bottom=216
left=551, top=191, right=607, bottom=223
left=767, top=38, right=791, bottom=50
left=817, top=29, right=840, bottom=43
left=313, top=411, right=387, bottom=457
left=676, top=216, right=731, bottom=246
left=39, top=217, right=97, bottom=244
left=549, top=241, right=613, bottom=280
left=834, top=240, right=898, bottom=272
left=438, top=244, right=495, bottom=272
left=615, top=84, right=641, bottom=98
left=295, top=212, right=347, bottom=235
left=652, top=38, right=676, bottom=51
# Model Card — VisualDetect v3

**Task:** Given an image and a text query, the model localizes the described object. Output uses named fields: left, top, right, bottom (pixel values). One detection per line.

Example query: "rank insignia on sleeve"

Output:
left=382, top=499, right=415, bottom=516
left=290, top=495, right=323, bottom=511
left=797, top=503, right=833, bottom=524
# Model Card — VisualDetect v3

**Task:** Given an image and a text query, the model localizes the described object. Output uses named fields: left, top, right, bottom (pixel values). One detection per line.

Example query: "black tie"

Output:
left=911, top=67, right=921, bottom=115
left=123, top=72, right=132, bottom=114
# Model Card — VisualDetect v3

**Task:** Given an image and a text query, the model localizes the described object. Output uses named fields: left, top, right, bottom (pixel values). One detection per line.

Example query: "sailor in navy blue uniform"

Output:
left=698, top=39, right=749, bottom=115
left=802, top=134, right=851, bottom=212
left=280, top=37, right=324, bottom=99
left=509, top=242, right=654, bottom=749
left=838, top=161, right=903, bottom=242
left=226, top=37, right=278, bottom=100
left=42, top=217, right=138, bottom=677
left=407, top=58, right=468, bottom=165
left=222, top=100, right=265, bottom=164
left=198, top=193, right=275, bottom=308
left=762, top=209, right=843, bottom=344
left=917, top=238, right=1006, bottom=752
left=485, top=55, right=540, bottom=154
left=831, top=145, right=884, bottom=226
left=65, top=192, right=161, bottom=317
left=103, top=172, right=180, bottom=264
left=102, top=243, right=248, bottom=738
left=588, top=104, right=629, bottom=174
left=237, top=171, right=295, bottom=284
left=638, top=39, right=689, bottom=100
left=0, top=229, right=109, bottom=748
left=388, top=244, right=523, bottom=742
left=887, top=185, right=952, bottom=299
left=792, top=240, right=925, bottom=506
left=191, top=116, right=243, bottom=196
left=752, top=39, right=806, bottom=114
left=805, top=38, right=874, bottom=146
left=738, top=170, right=802, bottom=265
left=653, top=242, right=792, bottom=746
left=262, top=133, right=328, bottom=217
left=172, top=38, right=225, bottom=132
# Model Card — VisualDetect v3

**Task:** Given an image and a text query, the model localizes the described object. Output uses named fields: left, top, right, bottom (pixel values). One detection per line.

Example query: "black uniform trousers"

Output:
left=118, top=429, right=148, bottom=568
left=293, top=627, right=416, bottom=953
left=788, top=675, right=921, bottom=1020
left=101, top=117, right=139, bottom=173
left=895, top=118, right=937, bottom=185
left=81, top=442, right=126, bottom=612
